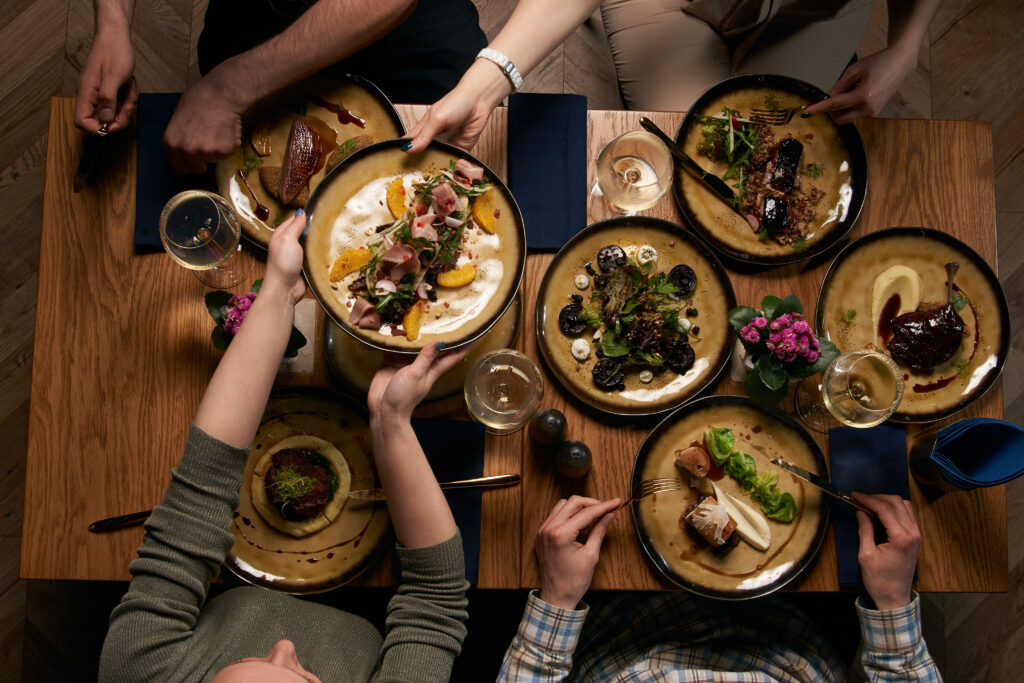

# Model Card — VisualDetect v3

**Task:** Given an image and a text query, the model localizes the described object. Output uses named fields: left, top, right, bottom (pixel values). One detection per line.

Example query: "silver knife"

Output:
left=638, top=117, right=740, bottom=212
left=348, top=473, right=521, bottom=502
left=770, top=458, right=876, bottom=516
left=73, top=122, right=110, bottom=193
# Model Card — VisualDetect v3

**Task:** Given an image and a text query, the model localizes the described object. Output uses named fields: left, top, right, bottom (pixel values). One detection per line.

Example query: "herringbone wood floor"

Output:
left=2, top=0, right=1021, bottom=680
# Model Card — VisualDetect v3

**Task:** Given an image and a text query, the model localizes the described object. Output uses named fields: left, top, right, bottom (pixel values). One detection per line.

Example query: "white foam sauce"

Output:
left=328, top=173, right=503, bottom=335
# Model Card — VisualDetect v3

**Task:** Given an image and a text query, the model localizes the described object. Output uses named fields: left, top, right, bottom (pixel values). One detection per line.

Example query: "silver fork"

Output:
left=617, top=477, right=683, bottom=510
left=749, top=104, right=809, bottom=126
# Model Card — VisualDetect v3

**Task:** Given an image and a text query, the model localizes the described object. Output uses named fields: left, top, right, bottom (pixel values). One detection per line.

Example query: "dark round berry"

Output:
left=592, top=358, right=624, bottom=390
left=668, top=265, right=697, bottom=298
left=667, top=340, right=696, bottom=375
left=558, top=303, right=588, bottom=336
left=685, top=307, right=699, bottom=317
left=597, top=245, right=627, bottom=273
left=691, top=326, right=701, bottom=336
left=584, top=262, right=596, bottom=276
left=570, top=293, right=583, bottom=305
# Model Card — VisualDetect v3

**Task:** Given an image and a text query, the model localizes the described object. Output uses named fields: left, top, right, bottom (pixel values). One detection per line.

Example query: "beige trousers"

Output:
left=600, top=0, right=875, bottom=111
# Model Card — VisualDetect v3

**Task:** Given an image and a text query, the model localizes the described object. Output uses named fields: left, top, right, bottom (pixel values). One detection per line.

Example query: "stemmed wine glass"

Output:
left=591, top=131, right=673, bottom=220
left=464, top=349, right=544, bottom=435
left=159, top=190, right=253, bottom=289
left=794, top=351, right=905, bottom=433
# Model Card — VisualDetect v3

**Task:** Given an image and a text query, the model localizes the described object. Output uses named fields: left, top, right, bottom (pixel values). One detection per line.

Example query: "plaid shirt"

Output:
left=498, top=590, right=941, bottom=682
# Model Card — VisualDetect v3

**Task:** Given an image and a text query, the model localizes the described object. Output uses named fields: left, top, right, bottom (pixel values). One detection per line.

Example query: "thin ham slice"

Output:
left=381, top=243, right=416, bottom=272
left=390, top=255, right=420, bottom=282
left=430, top=183, right=458, bottom=216
left=349, top=298, right=381, bottom=329
left=454, top=159, right=484, bottom=182
left=411, top=214, right=439, bottom=242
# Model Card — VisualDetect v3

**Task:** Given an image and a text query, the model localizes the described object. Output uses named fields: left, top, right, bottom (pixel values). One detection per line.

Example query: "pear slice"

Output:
left=711, top=481, right=771, bottom=551
left=871, top=266, right=923, bottom=343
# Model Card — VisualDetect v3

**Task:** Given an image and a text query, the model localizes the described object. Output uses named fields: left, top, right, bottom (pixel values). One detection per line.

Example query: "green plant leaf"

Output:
left=774, top=294, right=804, bottom=317
left=205, top=290, right=233, bottom=326
left=746, top=366, right=790, bottom=405
left=760, top=296, right=783, bottom=319
left=952, top=294, right=967, bottom=312
left=251, top=279, right=263, bottom=293
left=756, top=355, right=788, bottom=391
left=600, top=329, right=631, bottom=358
left=809, top=338, right=841, bottom=374
left=727, top=305, right=759, bottom=332
left=211, top=326, right=231, bottom=351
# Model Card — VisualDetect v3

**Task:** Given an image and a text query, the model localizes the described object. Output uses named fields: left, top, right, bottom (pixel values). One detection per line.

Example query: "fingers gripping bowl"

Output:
left=303, top=139, right=526, bottom=353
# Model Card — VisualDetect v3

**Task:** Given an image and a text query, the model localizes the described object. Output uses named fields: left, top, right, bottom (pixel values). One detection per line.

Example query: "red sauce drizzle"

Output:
left=236, top=170, right=270, bottom=221
left=305, top=94, right=366, bottom=128
left=232, top=507, right=378, bottom=560
left=878, top=293, right=901, bottom=344
left=752, top=425, right=762, bottom=433
left=912, top=375, right=958, bottom=393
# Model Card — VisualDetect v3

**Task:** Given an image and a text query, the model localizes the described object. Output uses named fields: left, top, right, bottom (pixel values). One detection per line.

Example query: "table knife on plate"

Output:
left=73, top=122, right=110, bottom=192
left=769, top=458, right=876, bottom=516
left=348, top=473, right=521, bottom=502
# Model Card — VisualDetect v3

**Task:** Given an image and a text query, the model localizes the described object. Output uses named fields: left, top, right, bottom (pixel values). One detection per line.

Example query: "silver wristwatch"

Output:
left=476, top=48, right=524, bottom=92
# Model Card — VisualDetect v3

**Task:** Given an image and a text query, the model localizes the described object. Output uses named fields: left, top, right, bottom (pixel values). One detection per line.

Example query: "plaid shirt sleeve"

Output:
left=856, top=592, right=942, bottom=682
left=497, top=590, right=589, bottom=683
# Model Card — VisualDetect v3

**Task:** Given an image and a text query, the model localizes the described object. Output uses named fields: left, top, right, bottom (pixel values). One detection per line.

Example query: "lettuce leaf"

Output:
left=724, top=452, right=757, bottom=489
left=704, top=427, right=734, bottom=466
left=760, top=492, right=799, bottom=522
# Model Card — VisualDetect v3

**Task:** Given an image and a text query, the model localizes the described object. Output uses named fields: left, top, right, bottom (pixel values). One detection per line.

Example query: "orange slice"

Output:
left=403, top=301, right=424, bottom=340
left=329, top=249, right=371, bottom=282
left=386, top=177, right=406, bottom=219
left=437, top=264, right=476, bottom=288
left=471, top=190, right=496, bottom=234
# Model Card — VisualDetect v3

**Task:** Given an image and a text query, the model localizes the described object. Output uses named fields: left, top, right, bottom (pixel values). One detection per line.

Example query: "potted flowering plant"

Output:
left=727, top=295, right=839, bottom=405
left=205, top=280, right=307, bottom=358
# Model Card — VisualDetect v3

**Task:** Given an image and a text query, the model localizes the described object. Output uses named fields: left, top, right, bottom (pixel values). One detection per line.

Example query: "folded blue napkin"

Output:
left=134, top=92, right=213, bottom=252
left=828, top=424, right=912, bottom=588
left=506, top=93, right=588, bottom=251
left=390, top=418, right=486, bottom=585
left=928, top=418, right=1024, bottom=488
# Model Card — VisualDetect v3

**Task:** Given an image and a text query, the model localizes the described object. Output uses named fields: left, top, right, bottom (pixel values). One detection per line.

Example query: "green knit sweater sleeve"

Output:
left=376, top=534, right=470, bottom=683
left=98, top=425, right=249, bottom=683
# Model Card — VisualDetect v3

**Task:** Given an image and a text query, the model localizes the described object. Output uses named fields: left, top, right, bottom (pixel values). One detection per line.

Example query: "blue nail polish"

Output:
left=296, top=208, right=304, bottom=216
left=435, top=341, right=446, bottom=350
left=801, top=112, right=812, bottom=118
left=401, top=141, right=413, bottom=152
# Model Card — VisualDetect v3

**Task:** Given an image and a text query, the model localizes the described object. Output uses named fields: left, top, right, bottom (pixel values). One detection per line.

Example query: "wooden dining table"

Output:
left=22, top=97, right=1006, bottom=594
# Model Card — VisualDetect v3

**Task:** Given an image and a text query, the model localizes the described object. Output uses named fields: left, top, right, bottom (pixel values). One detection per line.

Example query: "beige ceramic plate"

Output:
left=217, top=75, right=403, bottom=247
left=673, top=74, right=866, bottom=266
left=226, top=388, right=392, bottom=594
left=536, top=217, right=735, bottom=416
left=816, top=228, right=1009, bottom=422
left=326, top=293, right=521, bottom=404
left=304, top=139, right=526, bottom=353
left=632, top=396, right=829, bottom=599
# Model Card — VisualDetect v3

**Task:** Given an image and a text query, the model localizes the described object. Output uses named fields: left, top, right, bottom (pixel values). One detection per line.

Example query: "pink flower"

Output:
left=743, top=329, right=761, bottom=343
left=792, top=319, right=810, bottom=334
left=753, top=317, right=768, bottom=329
left=223, top=292, right=258, bottom=335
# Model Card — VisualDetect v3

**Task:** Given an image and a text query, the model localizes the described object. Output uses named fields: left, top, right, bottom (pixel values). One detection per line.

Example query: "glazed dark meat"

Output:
left=886, top=303, right=965, bottom=374
left=768, top=138, right=803, bottom=194
left=265, top=448, right=333, bottom=521
left=762, top=196, right=789, bottom=237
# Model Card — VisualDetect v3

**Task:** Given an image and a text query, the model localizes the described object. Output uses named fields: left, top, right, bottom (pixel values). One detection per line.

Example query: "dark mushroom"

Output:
left=667, top=339, right=695, bottom=375
left=558, top=303, right=588, bottom=336
left=668, top=265, right=697, bottom=298
left=597, top=245, right=627, bottom=273
left=592, top=357, right=624, bottom=390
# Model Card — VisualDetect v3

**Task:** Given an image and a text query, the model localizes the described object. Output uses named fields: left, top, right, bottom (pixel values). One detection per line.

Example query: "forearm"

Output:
left=193, top=283, right=296, bottom=448
left=370, top=415, right=457, bottom=548
left=205, top=0, right=415, bottom=112
left=498, top=591, right=587, bottom=682
left=856, top=593, right=942, bottom=681
left=94, top=0, right=133, bottom=34
left=886, top=0, right=940, bottom=53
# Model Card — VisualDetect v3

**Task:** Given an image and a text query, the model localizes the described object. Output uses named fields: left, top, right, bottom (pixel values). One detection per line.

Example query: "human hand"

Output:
left=75, top=27, right=138, bottom=134
left=536, top=496, right=620, bottom=610
left=264, top=211, right=307, bottom=305
left=162, top=69, right=246, bottom=174
left=852, top=492, right=921, bottom=610
left=368, top=343, right=471, bottom=420
left=802, top=45, right=918, bottom=125
left=405, top=61, right=512, bottom=153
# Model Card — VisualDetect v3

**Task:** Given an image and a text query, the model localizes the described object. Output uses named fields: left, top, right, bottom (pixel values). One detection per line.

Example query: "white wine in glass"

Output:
left=464, top=349, right=544, bottom=435
left=159, top=190, right=251, bottom=288
left=795, top=351, right=905, bottom=432
left=594, top=131, right=673, bottom=214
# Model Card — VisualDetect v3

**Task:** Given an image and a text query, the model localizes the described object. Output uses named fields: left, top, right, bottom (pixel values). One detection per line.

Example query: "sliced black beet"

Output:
left=558, top=303, right=588, bottom=336
left=667, top=340, right=695, bottom=375
left=592, top=357, right=624, bottom=390
left=597, top=245, right=627, bottom=273
left=668, top=264, right=697, bottom=298
left=762, top=196, right=789, bottom=237
left=769, top=138, right=804, bottom=194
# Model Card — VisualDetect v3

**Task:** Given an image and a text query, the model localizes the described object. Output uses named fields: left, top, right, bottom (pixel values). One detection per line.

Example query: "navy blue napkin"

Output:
left=828, top=424, right=911, bottom=588
left=507, top=93, right=588, bottom=251
left=930, top=418, right=1024, bottom=488
left=390, top=418, right=486, bottom=585
left=134, top=92, right=212, bottom=252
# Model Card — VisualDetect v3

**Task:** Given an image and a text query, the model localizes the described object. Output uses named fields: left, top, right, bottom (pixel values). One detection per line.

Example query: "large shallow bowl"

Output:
left=816, top=227, right=1009, bottom=422
left=631, top=395, right=830, bottom=600
left=536, top=216, right=736, bottom=416
left=217, top=74, right=404, bottom=247
left=672, top=74, right=867, bottom=267
left=226, top=387, right=392, bottom=594
left=304, top=139, right=526, bottom=353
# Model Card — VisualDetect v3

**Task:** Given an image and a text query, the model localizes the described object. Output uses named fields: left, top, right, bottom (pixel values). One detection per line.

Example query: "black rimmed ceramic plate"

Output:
left=672, top=74, right=867, bottom=267
left=816, top=227, right=1009, bottom=423
left=217, top=74, right=405, bottom=247
left=303, top=138, right=526, bottom=354
left=631, top=395, right=830, bottom=600
left=535, top=216, right=736, bottom=416
left=226, top=387, right=392, bottom=594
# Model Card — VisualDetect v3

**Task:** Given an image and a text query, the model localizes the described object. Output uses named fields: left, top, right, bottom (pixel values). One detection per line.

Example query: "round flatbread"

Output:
left=251, top=435, right=351, bottom=538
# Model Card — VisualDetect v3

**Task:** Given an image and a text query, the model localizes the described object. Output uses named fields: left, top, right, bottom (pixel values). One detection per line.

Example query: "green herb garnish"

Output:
left=272, top=215, right=285, bottom=227
left=956, top=358, right=970, bottom=377
left=242, top=149, right=263, bottom=176
left=791, top=238, right=808, bottom=253
left=841, top=309, right=857, bottom=325
left=764, top=92, right=779, bottom=111
left=804, top=162, right=825, bottom=178
left=953, top=294, right=967, bottom=312
left=757, top=228, right=769, bottom=242
left=268, top=466, right=317, bottom=507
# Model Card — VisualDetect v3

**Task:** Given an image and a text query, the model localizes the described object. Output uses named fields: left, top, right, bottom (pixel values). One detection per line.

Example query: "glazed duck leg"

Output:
left=886, top=262, right=965, bottom=373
